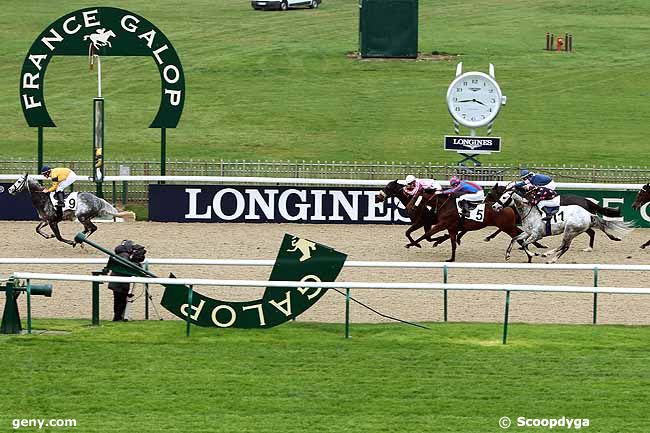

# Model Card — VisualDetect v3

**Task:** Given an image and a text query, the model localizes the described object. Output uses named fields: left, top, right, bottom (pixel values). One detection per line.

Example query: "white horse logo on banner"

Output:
left=83, top=28, right=116, bottom=49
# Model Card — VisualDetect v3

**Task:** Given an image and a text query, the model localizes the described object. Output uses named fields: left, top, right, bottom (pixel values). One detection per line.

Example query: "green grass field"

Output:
left=1, top=320, right=649, bottom=432
left=2, top=0, right=650, bottom=167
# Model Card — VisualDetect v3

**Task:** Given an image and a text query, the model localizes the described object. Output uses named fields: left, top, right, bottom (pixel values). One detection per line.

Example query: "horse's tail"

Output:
left=112, top=210, right=136, bottom=221
left=586, top=200, right=621, bottom=218
left=591, top=215, right=634, bottom=239
left=101, top=200, right=136, bottom=221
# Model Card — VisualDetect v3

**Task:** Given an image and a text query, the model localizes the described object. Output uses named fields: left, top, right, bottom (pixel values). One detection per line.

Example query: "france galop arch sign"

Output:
left=20, top=6, right=185, bottom=128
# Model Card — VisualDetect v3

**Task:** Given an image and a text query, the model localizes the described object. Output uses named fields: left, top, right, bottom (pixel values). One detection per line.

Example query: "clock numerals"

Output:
left=471, top=79, right=478, bottom=84
left=454, top=107, right=460, bottom=112
left=456, top=88, right=462, bottom=93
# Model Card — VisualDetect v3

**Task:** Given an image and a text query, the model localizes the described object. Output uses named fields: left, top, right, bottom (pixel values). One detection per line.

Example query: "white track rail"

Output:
left=0, top=174, right=644, bottom=190
left=11, top=271, right=650, bottom=295
left=3, top=258, right=650, bottom=272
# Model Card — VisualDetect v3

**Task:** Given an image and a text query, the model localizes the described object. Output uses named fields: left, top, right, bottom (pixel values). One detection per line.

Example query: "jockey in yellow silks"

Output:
left=40, top=166, right=78, bottom=219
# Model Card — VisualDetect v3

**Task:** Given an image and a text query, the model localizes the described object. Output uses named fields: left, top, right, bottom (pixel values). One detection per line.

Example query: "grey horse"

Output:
left=492, top=188, right=633, bottom=263
left=8, top=174, right=135, bottom=247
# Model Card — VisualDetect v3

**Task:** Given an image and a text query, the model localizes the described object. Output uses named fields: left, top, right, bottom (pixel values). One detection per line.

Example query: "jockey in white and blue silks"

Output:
left=515, top=169, right=560, bottom=220
left=440, top=175, right=484, bottom=216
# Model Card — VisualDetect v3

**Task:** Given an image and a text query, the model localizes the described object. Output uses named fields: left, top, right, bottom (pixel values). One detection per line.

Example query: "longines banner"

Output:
left=147, top=184, right=650, bottom=227
left=0, top=184, right=38, bottom=221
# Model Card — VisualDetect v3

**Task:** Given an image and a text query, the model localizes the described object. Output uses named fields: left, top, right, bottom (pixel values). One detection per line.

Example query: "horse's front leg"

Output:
left=35, top=221, right=54, bottom=239
left=581, top=228, right=595, bottom=252
left=520, top=234, right=544, bottom=263
left=445, top=231, right=458, bottom=262
left=506, top=232, right=527, bottom=260
left=405, top=222, right=424, bottom=249
left=484, top=229, right=501, bottom=242
left=49, top=222, right=76, bottom=247
left=408, top=223, right=448, bottom=248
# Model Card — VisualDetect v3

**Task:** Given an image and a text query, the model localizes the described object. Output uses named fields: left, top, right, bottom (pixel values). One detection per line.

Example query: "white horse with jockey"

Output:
left=84, top=28, right=116, bottom=49
left=492, top=188, right=633, bottom=263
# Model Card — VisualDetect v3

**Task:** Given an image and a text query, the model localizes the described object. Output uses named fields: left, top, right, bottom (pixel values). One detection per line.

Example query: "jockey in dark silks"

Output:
left=515, top=169, right=560, bottom=221
left=440, top=175, right=484, bottom=217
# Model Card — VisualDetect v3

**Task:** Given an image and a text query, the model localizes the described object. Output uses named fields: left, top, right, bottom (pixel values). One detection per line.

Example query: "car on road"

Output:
left=251, top=0, right=321, bottom=11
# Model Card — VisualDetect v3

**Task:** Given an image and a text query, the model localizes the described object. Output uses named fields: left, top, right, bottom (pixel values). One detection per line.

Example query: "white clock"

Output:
left=446, top=63, right=507, bottom=129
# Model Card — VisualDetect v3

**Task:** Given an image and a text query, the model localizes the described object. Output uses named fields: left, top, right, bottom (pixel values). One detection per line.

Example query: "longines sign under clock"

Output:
left=444, top=135, right=501, bottom=153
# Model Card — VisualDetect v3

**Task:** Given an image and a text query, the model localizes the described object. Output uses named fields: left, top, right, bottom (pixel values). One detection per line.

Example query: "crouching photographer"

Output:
left=108, top=240, right=147, bottom=321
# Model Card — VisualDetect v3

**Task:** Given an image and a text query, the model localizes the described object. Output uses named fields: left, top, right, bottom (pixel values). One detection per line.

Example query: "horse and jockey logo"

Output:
left=287, top=237, right=317, bottom=262
left=83, top=28, right=116, bottom=49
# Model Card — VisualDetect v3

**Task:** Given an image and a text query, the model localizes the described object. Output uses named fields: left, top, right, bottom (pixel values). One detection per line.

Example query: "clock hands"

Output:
left=458, top=98, right=486, bottom=106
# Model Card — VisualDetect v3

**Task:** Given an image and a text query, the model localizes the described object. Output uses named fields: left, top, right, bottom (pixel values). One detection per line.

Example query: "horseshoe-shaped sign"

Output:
left=77, top=233, right=347, bottom=329
left=20, top=7, right=184, bottom=128
left=160, top=234, right=347, bottom=328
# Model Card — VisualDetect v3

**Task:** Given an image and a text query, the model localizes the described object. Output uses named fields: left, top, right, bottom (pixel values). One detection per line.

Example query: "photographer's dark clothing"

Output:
left=108, top=242, right=145, bottom=321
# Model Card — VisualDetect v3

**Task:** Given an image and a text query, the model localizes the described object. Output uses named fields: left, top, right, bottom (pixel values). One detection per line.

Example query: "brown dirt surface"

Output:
left=1, top=221, right=649, bottom=326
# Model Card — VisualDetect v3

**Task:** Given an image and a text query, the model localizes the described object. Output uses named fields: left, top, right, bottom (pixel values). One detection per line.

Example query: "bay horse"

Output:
left=632, top=183, right=650, bottom=249
left=375, top=180, right=444, bottom=247
left=485, top=184, right=623, bottom=251
left=493, top=188, right=633, bottom=263
left=7, top=174, right=135, bottom=247
left=407, top=190, right=523, bottom=262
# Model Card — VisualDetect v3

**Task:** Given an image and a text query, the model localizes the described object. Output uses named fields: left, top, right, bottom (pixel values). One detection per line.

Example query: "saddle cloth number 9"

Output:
left=49, top=192, right=79, bottom=211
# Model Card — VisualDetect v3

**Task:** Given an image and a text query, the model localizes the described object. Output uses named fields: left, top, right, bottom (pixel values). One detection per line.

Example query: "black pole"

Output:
left=37, top=127, right=43, bottom=173
left=160, top=127, right=166, bottom=184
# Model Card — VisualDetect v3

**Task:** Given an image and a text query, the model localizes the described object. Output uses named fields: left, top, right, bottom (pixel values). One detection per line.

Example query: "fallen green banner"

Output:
left=160, top=234, right=347, bottom=328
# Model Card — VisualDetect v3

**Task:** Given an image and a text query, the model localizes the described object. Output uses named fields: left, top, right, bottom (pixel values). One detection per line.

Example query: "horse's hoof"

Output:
left=414, top=244, right=422, bottom=249
left=582, top=247, right=593, bottom=252
left=613, top=237, right=622, bottom=242
left=445, top=258, right=455, bottom=262
left=641, top=245, right=647, bottom=250
left=483, top=237, right=491, bottom=242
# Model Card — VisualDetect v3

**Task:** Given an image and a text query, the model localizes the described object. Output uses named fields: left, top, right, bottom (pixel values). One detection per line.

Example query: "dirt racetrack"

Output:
left=1, top=221, right=650, bottom=326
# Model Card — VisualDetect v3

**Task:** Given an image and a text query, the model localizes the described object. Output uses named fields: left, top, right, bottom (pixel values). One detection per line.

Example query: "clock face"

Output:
left=446, top=72, right=503, bottom=128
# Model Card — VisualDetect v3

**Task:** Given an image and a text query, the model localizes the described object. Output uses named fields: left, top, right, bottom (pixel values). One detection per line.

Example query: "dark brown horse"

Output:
left=632, top=184, right=650, bottom=249
left=407, top=190, right=524, bottom=262
left=486, top=184, right=622, bottom=251
left=375, top=180, right=448, bottom=247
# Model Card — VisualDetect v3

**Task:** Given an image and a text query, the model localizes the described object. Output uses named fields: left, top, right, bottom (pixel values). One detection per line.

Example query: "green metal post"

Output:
left=112, top=181, right=117, bottom=204
left=592, top=267, right=599, bottom=325
left=26, top=279, right=32, bottom=334
left=92, top=281, right=100, bottom=326
left=144, top=263, right=150, bottom=321
left=443, top=265, right=448, bottom=322
left=502, top=290, right=511, bottom=345
left=345, top=288, right=350, bottom=338
left=121, top=181, right=128, bottom=206
left=186, top=285, right=193, bottom=337
left=37, top=127, right=43, bottom=173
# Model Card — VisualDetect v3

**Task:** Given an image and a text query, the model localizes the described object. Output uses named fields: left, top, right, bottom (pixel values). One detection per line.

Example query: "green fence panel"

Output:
left=359, top=0, right=418, bottom=58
